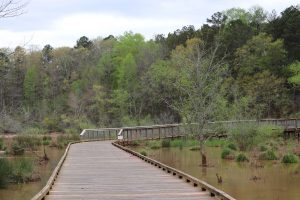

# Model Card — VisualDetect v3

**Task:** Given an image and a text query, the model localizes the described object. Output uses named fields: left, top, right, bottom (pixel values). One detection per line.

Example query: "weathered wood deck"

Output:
left=45, top=141, right=214, bottom=200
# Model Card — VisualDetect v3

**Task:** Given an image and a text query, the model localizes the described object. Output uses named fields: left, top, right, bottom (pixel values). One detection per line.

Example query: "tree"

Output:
left=267, top=5, right=300, bottom=61
left=0, top=0, right=27, bottom=18
left=42, top=44, right=53, bottom=64
left=234, top=33, right=286, bottom=77
left=74, top=36, right=93, bottom=49
left=23, top=66, right=39, bottom=108
left=169, top=38, right=227, bottom=166
left=288, top=61, right=300, bottom=86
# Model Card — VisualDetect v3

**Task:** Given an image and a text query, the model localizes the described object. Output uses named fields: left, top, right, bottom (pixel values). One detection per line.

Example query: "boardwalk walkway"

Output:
left=45, top=141, right=213, bottom=200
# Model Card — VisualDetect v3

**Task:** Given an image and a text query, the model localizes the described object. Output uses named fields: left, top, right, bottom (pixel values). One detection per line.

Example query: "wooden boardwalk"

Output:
left=45, top=141, right=214, bottom=200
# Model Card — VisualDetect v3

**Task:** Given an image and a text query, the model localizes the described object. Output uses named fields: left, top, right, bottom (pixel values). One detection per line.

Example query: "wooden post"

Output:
left=171, top=127, right=174, bottom=138
left=152, top=128, right=154, bottom=139
left=159, top=128, right=161, bottom=139
left=108, top=130, right=111, bottom=140
left=145, top=129, right=148, bottom=139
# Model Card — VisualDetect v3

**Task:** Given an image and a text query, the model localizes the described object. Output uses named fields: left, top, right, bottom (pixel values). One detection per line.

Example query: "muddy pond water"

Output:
left=0, top=147, right=64, bottom=200
left=132, top=146, right=300, bottom=200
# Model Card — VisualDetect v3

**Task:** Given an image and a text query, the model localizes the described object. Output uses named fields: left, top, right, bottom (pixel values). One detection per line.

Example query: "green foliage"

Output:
left=282, top=153, right=299, bottom=164
left=288, top=61, right=300, bottom=86
left=229, top=123, right=258, bottom=151
left=227, top=143, right=237, bottom=151
left=221, top=148, right=234, bottom=159
left=259, top=150, right=278, bottom=160
left=205, top=139, right=227, bottom=147
left=0, top=158, right=11, bottom=188
left=22, top=127, right=47, bottom=135
left=257, top=124, right=284, bottom=138
left=147, top=140, right=161, bottom=150
left=140, top=151, right=147, bottom=156
left=161, top=140, right=171, bottom=148
left=23, top=66, right=39, bottom=108
left=236, top=153, right=248, bottom=162
left=56, top=134, right=80, bottom=148
left=43, top=116, right=62, bottom=132
left=10, top=158, right=34, bottom=183
left=13, top=134, right=42, bottom=150
left=259, top=145, right=268, bottom=152
left=11, top=142, right=25, bottom=155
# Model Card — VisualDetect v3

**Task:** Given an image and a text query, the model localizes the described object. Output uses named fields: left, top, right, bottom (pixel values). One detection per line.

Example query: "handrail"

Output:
left=80, top=119, right=300, bottom=141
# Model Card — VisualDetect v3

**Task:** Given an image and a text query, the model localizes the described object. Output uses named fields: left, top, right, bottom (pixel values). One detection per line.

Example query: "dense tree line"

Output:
left=0, top=5, right=299, bottom=133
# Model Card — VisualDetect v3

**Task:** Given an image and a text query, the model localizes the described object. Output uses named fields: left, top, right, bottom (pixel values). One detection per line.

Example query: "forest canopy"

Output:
left=0, top=5, right=299, bottom=133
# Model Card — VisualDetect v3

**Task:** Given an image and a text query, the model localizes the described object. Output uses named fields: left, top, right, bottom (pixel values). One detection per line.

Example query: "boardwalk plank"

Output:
left=46, top=141, right=214, bottom=200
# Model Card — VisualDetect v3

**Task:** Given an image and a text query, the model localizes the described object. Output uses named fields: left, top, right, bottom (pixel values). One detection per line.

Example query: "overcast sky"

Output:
left=0, top=0, right=299, bottom=49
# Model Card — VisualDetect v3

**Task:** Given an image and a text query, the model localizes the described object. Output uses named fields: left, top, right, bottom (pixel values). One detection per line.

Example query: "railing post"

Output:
left=171, top=127, right=174, bottom=138
left=152, top=128, right=154, bottom=139
left=159, top=128, right=161, bottom=139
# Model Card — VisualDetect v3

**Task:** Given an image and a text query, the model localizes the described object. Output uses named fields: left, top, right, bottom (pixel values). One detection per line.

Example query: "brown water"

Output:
left=133, top=147, right=300, bottom=200
left=0, top=147, right=64, bottom=200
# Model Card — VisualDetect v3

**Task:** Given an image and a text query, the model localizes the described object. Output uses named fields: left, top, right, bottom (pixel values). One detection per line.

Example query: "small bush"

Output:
left=257, top=124, right=283, bottom=138
left=221, top=148, right=235, bottom=159
left=236, top=153, right=248, bottom=162
left=11, top=142, right=25, bottom=155
left=0, top=158, right=11, bottom=188
left=140, top=151, right=147, bottom=156
left=130, top=140, right=140, bottom=147
left=13, top=134, right=42, bottom=150
left=42, top=135, right=52, bottom=141
left=42, top=140, right=50, bottom=146
left=147, top=141, right=161, bottom=150
left=229, top=123, right=258, bottom=151
left=282, top=153, right=298, bottom=164
left=11, top=158, right=34, bottom=183
left=56, top=134, right=80, bottom=148
left=259, top=145, right=268, bottom=152
left=161, top=140, right=171, bottom=148
left=259, top=150, right=277, bottom=160
left=22, top=127, right=47, bottom=135
left=170, top=139, right=184, bottom=148
left=227, top=143, right=237, bottom=151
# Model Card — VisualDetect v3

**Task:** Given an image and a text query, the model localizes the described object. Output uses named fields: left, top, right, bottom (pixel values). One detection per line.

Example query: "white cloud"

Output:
left=0, top=0, right=298, bottom=48
left=0, top=12, right=190, bottom=48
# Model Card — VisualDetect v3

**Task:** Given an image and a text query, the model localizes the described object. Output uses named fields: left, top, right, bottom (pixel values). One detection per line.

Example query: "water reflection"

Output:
left=135, top=146, right=300, bottom=200
left=0, top=147, right=64, bottom=200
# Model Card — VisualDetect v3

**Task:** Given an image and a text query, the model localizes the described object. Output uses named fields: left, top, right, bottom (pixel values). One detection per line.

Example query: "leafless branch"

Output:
left=0, top=0, right=28, bottom=18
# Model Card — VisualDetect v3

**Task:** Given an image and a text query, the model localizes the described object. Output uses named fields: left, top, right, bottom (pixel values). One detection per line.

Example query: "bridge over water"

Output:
left=32, top=119, right=299, bottom=200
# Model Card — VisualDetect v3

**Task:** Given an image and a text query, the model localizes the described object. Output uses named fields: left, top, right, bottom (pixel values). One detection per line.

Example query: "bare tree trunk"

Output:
left=200, top=142, right=207, bottom=166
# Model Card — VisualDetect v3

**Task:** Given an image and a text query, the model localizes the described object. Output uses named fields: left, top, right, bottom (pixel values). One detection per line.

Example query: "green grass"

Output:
left=140, top=151, right=147, bottom=156
left=11, top=142, right=25, bottom=155
left=10, top=158, right=34, bottom=183
left=259, top=150, right=277, bottom=160
left=56, top=134, right=81, bottom=148
left=205, top=139, right=227, bottom=147
left=221, top=148, right=234, bottom=159
left=161, top=140, right=171, bottom=148
left=236, top=153, right=248, bottom=162
left=227, top=143, right=237, bottom=151
left=282, top=153, right=298, bottom=164
left=0, top=158, right=11, bottom=188
left=13, top=134, right=42, bottom=150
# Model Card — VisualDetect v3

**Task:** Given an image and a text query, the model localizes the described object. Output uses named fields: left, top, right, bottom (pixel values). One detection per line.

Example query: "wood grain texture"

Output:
left=46, top=141, right=213, bottom=200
